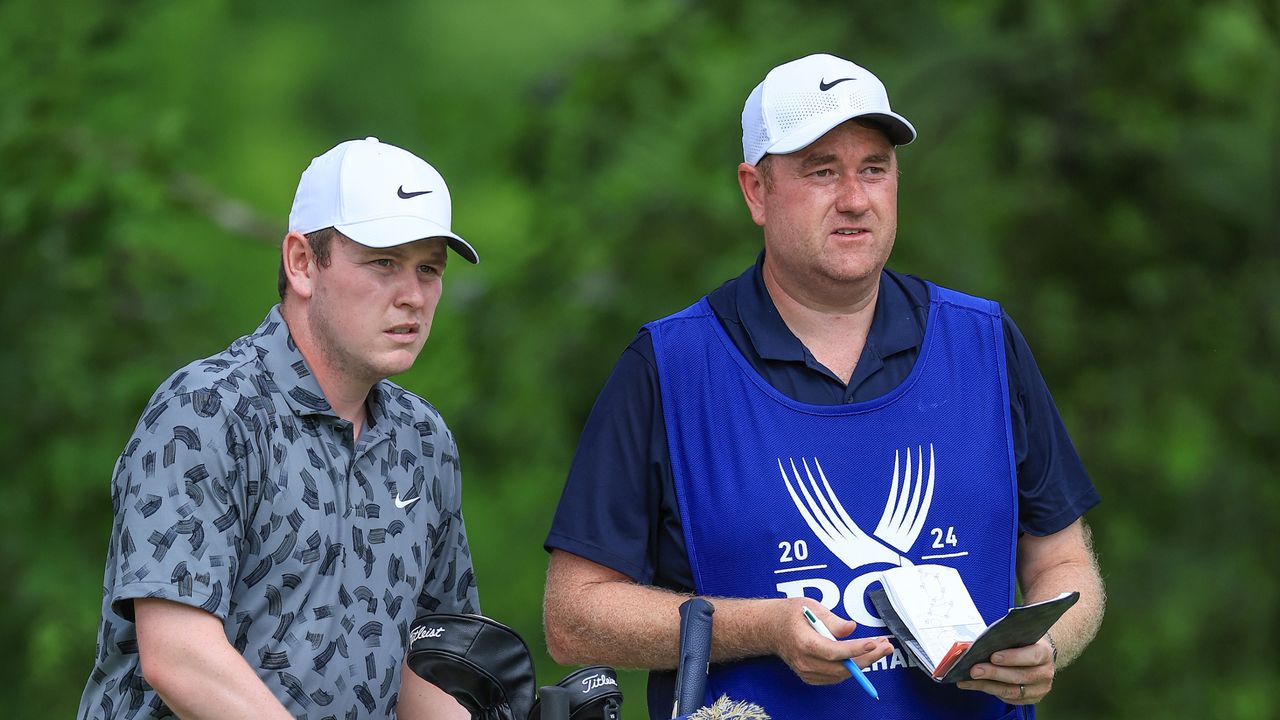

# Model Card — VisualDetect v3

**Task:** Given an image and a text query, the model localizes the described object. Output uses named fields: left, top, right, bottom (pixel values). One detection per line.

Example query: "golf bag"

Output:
left=406, top=613, right=622, bottom=720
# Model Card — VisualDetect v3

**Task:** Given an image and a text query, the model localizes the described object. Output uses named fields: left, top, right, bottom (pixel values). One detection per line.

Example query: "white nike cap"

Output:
left=742, top=54, right=916, bottom=166
left=288, top=137, right=478, bottom=263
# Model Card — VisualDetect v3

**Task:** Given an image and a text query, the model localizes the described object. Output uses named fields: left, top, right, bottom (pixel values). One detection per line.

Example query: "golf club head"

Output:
left=526, top=665, right=623, bottom=720
left=406, top=613, right=537, bottom=720
left=672, top=598, right=715, bottom=716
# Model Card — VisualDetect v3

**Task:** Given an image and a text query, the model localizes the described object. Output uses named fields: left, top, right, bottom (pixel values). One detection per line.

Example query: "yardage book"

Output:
left=868, top=564, right=1079, bottom=684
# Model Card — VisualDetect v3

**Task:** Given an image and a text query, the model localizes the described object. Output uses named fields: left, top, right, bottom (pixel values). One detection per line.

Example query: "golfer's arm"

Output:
left=1016, top=518, right=1106, bottom=668
left=543, top=549, right=786, bottom=668
left=396, top=662, right=469, bottom=720
left=134, top=598, right=293, bottom=719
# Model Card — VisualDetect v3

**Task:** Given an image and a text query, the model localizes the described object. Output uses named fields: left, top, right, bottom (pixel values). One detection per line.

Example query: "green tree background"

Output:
left=2, top=1, right=1277, bottom=717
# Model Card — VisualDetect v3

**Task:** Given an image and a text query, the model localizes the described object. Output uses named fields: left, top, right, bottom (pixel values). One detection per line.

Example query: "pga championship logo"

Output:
left=773, top=445, right=963, bottom=626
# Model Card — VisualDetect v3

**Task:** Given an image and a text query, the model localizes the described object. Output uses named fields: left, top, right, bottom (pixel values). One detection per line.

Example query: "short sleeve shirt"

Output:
left=79, top=306, right=479, bottom=720
left=546, top=259, right=1099, bottom=716
left=547, top=259, right=1099, bottom=587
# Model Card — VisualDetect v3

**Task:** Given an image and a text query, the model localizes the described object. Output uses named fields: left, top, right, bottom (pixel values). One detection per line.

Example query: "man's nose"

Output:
left=834, top=175, right=870, bottom=214
left=395, top=269, right=427, bottom=308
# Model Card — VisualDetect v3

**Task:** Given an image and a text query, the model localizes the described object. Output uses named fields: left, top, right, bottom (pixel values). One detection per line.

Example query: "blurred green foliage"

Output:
left=1, top=0, right=1277, bottom=717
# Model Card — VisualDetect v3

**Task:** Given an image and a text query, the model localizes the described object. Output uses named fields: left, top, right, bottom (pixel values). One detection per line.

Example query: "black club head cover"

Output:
left=527, top=666, right=623, bottom=720
left=406, top=613, right=537, bottom=720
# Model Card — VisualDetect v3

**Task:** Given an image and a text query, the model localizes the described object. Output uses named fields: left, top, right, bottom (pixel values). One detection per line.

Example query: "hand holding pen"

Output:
left=801, top=606, right=889, bottom=700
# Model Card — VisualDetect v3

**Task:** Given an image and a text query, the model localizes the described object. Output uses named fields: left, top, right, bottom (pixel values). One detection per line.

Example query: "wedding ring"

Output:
left=1019, top=684, right=1026, bottom=699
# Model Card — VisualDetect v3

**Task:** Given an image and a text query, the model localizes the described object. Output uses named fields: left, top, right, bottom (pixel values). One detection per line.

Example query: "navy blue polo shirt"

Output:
left=545, top=256, right=1099, bottom=594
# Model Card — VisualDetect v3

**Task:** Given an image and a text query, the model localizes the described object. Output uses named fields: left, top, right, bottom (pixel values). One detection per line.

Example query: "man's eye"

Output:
left=812, top=169, right=835, bottom=177
left=372, top=259, right=393, bottom=267
left=418, top=265, right=440, bottom=275
left=864, top=166, right=886, bottom=175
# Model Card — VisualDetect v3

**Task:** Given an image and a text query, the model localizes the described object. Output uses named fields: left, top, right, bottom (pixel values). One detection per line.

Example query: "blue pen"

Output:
left=802, top=606, right=880, bottom=701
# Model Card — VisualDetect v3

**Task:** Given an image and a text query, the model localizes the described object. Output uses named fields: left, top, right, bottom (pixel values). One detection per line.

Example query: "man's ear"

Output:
left=737, top=162, right=768, bottom=228
left=281, top=231, right=317, bottom=299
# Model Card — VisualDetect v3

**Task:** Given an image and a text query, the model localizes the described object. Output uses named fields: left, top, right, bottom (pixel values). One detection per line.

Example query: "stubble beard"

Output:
left=789, top=238, right=894, bottom=299
left=821, top=227, right=895, bottom=286
left=308, top=290, right=392, bottom=388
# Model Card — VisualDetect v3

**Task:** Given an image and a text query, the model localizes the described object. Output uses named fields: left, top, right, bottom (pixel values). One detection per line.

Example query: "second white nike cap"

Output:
left=288, top=137, right=478, bottom=263
left=742, top=54, right=916, bottom=166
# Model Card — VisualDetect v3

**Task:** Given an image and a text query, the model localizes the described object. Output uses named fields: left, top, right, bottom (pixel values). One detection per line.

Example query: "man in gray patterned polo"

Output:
left=79, top=137, right=481, bottom=719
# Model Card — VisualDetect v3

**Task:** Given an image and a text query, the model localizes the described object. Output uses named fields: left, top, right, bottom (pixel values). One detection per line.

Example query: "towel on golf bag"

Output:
left=407, top=613, right=537, bottom=720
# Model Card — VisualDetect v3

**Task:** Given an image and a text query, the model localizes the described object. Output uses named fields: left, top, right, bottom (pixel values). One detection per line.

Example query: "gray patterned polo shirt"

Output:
left=79, top=306, right=480, bottom=719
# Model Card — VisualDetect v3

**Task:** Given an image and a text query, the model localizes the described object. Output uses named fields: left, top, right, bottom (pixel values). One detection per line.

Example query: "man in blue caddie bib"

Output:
left=543, top=54, right=1105, bottom=719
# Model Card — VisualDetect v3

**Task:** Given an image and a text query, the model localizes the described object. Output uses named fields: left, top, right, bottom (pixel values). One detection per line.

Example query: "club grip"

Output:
left=538, top=685, right=571, bottom=720
left=672, top=598, right=715, bottom=717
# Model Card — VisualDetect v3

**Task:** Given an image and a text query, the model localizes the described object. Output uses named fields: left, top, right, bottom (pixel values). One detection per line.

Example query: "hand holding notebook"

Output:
left=868, top=564, right=1078, bottom=684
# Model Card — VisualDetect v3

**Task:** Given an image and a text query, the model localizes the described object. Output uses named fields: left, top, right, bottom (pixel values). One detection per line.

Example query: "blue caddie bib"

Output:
left=646, top=283, right=1029, bottom=720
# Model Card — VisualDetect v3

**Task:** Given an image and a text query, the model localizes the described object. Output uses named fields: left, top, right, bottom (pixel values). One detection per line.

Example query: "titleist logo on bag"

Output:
left=409, top=625, right=445, bottom=643
left=578, top=673, right=617, bottom=693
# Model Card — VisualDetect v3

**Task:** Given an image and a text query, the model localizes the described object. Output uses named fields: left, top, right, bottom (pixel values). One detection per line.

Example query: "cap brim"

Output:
left=336, top=216, right=479, bottom=264
left=766, top=110, right=917, bottom=159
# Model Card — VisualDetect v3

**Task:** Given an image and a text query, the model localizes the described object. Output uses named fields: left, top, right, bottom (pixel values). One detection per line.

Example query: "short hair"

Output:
left=756, top=154, right=776, bottom=192
left=277, top=227, right=340, bottom=299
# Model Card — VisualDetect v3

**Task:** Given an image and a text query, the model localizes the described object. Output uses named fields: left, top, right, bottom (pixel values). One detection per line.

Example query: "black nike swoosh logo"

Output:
left=819, top=77, right=856, bottom=91
left=397, top=186, right=433, bottom=199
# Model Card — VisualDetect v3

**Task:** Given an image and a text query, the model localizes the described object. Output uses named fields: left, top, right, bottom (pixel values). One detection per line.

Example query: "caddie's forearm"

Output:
left=544, top=551, right=787, bottom=669
left=1027, top=557, right=1104, bottom=668
left=1017, top=520, right=1106, bottom=669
